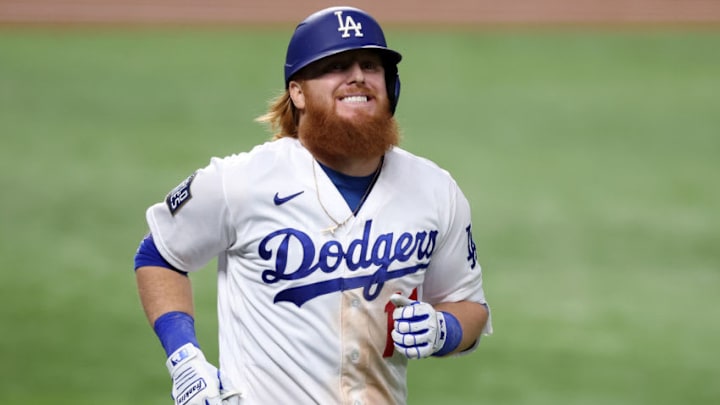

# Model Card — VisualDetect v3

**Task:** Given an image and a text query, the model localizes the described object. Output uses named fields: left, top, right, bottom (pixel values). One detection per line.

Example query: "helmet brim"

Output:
left=285, top=46, right=401, bottom=87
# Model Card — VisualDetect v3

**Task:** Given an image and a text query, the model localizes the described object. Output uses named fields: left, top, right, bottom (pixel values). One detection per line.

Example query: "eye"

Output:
left=327, top=62, right=348, bottom=72
left=360, top=59, right=382, bottom=72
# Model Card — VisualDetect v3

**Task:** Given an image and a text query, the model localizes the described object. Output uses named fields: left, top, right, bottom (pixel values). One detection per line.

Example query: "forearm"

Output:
left=434, top=300, right=489, bottom=354
left=136, top=268, right=237, bottom=402
left=136, top=265, right=194, bottom=325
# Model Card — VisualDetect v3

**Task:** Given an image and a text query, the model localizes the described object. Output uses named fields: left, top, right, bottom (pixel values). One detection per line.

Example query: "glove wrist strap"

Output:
left=432, top=311, right=463, bottom=357
left=165, top=342, right=204, bottom=375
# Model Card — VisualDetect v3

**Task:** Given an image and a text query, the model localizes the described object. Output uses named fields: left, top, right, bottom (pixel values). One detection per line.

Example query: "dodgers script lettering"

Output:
left=259, top=220, right=438, bottom=307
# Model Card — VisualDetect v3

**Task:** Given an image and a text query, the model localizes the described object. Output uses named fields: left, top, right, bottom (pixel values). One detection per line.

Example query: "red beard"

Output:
left=298, top=86, right=400, bottom=163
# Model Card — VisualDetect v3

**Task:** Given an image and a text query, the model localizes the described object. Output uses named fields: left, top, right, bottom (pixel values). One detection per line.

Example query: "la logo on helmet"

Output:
left=334, top=11, right=364, bottom=38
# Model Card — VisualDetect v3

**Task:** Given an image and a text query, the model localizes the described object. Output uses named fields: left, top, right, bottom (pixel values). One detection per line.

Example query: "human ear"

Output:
left=288, top=81, right=306, bottom=109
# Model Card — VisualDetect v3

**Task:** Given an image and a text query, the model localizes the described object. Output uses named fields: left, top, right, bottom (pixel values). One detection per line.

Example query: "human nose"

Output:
left=347, top=62, right=365, bottom=84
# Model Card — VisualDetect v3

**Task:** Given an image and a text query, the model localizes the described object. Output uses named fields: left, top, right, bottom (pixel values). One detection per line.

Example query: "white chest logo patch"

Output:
left=335, top=11, right=363, bottom=38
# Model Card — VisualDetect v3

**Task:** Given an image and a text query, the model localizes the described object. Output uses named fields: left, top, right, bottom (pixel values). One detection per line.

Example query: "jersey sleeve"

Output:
left=145, top=157, right=235, bottom=272
left=422, top=179, right=492, bottom=336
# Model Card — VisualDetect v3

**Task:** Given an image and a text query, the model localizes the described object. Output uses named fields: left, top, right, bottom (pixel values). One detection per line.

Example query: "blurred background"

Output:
left=1, top=1, right=719, bottom=404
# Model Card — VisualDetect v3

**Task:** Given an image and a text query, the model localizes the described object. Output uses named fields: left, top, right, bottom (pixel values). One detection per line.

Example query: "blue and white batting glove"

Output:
left=390, top=293, right=463, bottom=359
left=166, top=343, right=242, bottom=405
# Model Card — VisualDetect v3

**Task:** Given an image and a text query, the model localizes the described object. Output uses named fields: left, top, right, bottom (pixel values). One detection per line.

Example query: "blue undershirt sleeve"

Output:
left=134, top=233, right=185, bottom=274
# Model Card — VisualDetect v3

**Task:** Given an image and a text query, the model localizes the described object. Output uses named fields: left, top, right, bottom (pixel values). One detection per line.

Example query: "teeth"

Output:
left=342, top=96, right=368, bottom=103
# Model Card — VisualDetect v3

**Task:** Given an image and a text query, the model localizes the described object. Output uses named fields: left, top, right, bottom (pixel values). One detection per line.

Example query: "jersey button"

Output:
left=351, top=298, right=360, bottom=308
left=353, top=400, right=363, bottom=405
left=350, top=349, right=360, bottom=363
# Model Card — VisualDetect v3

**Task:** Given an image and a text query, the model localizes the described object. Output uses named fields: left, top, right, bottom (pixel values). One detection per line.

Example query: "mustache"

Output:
left=334, top=85, right=377, bottom=98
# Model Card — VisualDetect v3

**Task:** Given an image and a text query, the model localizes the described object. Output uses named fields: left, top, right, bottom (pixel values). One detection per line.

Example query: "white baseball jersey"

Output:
left=146, top=137, right=491, bottom=405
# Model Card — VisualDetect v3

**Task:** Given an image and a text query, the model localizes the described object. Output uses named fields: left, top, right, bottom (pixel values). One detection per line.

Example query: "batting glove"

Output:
left=390, top=294, right=462, bottom=359
left=166, top=343, right=242, bottom=405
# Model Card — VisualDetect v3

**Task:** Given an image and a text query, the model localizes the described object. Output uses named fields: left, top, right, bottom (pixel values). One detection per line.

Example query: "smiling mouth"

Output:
left=340, top=95, right=370, bottom=103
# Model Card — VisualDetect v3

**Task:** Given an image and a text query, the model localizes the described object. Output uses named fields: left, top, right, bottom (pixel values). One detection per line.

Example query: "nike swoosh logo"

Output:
left=274, top=191, right=304, bottom=206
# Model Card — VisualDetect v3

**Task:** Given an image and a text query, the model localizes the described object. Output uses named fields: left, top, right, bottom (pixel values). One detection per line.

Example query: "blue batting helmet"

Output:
left=284, top=6, right=403, bottom=114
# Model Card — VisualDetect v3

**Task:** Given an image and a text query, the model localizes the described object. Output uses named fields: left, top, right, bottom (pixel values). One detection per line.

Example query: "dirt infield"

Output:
left=2, top=0, right=720, bottom=25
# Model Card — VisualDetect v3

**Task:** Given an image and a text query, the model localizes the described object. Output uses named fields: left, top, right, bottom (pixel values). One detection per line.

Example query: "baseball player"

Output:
left=134, top=6, right=492, bottom=405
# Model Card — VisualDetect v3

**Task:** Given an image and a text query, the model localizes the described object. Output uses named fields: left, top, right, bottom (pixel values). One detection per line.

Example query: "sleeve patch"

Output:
left=165, top=172, right=197, bottom=215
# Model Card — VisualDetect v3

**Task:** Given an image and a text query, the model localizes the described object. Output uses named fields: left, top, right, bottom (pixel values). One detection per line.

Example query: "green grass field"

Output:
left=1, top=26, right=719, bottom=404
